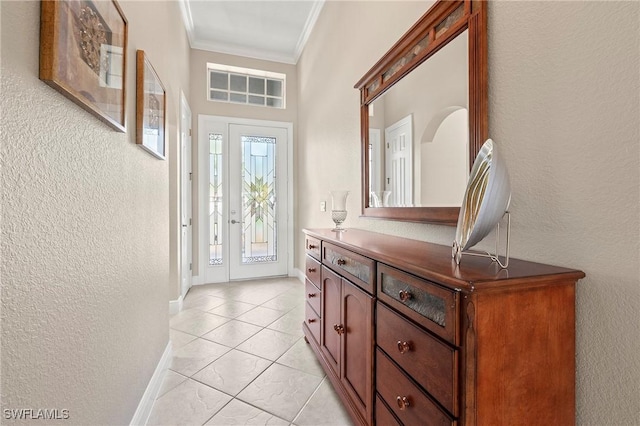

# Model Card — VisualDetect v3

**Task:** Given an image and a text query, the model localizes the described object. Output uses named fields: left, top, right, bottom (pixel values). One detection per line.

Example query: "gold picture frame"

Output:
left=39, top=0, right=128, bottom=132
left=135, top=50, right=166, bottom=160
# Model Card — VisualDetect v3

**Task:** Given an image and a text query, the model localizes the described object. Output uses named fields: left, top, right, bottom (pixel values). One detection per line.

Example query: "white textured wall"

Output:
left=297, top=1, right=640, bottom=424
left=1, top=1, right=190, bottom=424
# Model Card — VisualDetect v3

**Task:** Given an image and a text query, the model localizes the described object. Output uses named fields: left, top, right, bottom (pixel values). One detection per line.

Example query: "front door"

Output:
left=199, top=116, right=290, bottom=283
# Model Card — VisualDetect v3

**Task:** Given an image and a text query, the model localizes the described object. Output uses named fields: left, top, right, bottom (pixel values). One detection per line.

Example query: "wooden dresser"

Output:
left=301, top=228, right=585, bottom=426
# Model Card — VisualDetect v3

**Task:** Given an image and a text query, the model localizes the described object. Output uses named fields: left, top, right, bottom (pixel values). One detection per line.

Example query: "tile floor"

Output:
left=147, top=277, right=353, bottom=426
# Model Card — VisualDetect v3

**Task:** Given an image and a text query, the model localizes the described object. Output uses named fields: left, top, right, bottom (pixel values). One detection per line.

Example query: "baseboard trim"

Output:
left=292, top=268, right=304, bottom=283
left=169, top=295, right=183, bottom=315
left=130, top=341, right=172, bottom=426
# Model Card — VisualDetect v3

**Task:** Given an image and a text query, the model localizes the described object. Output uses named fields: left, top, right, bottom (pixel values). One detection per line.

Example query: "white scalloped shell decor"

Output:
left=453, top=139, right=511, bottom=261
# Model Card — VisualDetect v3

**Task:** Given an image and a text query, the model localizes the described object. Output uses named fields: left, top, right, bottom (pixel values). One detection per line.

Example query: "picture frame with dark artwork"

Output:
left=39, top=0, right=128, bottom=132
left=135, top=50, right=166, bottom=160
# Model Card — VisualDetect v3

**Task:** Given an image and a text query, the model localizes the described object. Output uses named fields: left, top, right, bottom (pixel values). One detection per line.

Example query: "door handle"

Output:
left=231, top=219, right=238, bottom=224
left=182, top=224, right=187, bottom=228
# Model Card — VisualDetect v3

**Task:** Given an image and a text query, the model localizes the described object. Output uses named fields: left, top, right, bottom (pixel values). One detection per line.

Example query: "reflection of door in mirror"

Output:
left=368, top=29, right=468, bottom=208
left=385, top=115, right=413, bottom=207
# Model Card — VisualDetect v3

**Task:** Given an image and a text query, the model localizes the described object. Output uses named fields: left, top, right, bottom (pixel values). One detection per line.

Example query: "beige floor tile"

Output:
left=293, top=378, right=353, bottom=425
left=170, top=329, right=197, bottom=349
left=267, top=310, right=305, bottom=336
left=208, top=301, right=257, bottom=319
left=192, top=349, right=272, bottom=396
left=276, top=338, right=325, bottom=378
left=186, top=283, right=229, bottom=297
left=170, top=308, right=206, bottom=327
left=236, top=328, right=299, bottom=361
left=237, top=363, right=323, bottom=422
left=261, top=291, right=304, bottom=311
left=171, top=311, right=230, bottom=336
left=182, top=295, right=227, bottom=311
left=157, top=370, right=188, bottom=398
left=170, top=338, right=231, bottom=377
left=147, top=379, right=231, bottom=426
left=235, top=291, right=286, bottom=306
left=236, top=306, right=286, bottom=327
left=201, top=320, right=263, bottom=348
left=205, top=399, right=289, bottom=425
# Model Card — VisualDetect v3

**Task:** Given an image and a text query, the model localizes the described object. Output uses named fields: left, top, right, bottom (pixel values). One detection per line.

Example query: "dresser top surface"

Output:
left=304, top=228, right=585, bottom=291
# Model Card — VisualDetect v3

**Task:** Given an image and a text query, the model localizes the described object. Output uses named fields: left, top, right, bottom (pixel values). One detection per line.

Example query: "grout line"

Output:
left=290, top=375, right=326, bottom=425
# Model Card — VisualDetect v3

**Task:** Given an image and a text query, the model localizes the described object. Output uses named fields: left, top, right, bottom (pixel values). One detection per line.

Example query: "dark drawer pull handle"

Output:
left=337, top=259, right=347, bottom=265
left=396, top=396, right=410, bottom=410
left=308, top=244, right=317, bottom=249
left=307, top=318, right=316, bottom=324
left=308, top=293, right=316, bottom=298
left=333, top=324, right=345, bottom=335
left=397, top=341, right=411, bottom=354
left=398, top=290, right=413, bottom=302
left=307, top=267, right=316, bottom=273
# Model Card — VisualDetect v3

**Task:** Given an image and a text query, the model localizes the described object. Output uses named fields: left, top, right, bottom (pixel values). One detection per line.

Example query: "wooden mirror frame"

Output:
left=355, top=0, right=487, bottom=224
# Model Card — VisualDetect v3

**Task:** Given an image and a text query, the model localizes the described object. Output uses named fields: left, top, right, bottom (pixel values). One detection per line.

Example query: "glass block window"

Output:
left=207, top=63, right=285, bottom=109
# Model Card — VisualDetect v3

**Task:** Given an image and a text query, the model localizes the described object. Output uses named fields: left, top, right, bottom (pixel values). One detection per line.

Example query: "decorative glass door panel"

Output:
left=209, top=133, right=223, bottom=266
left=229, top=124, right=288, bottom=280
left=241, top=135, right=277, bottom=264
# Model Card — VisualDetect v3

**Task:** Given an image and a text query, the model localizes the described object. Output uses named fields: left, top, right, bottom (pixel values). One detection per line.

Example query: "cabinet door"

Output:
left=341, top=279, right=374, bottom=422
left=320, top=266, right=341, bottom=376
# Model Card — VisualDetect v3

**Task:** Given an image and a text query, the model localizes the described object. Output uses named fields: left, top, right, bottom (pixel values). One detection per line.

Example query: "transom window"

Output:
left=207, top=63, right=285, bottom=109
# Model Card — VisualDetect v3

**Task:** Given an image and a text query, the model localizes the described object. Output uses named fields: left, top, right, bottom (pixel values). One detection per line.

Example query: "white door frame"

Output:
left=180, top=93, right=193, bottom=298
left=197, top=115, right=294, bottom=284
left=368, top=128, right=382, bottom=206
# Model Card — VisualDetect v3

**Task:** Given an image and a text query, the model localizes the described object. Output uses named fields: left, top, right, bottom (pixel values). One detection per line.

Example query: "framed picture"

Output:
left=39, top=0, right=127, bottom=132
left=136, top=50, right=166, bottom=160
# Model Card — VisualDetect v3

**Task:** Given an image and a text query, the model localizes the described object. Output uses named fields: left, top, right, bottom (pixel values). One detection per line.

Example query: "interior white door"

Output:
left=385, top=114, right=413, bottom=207
left=228, top=124, right=288, bottom=280
left=180, top=95, right=192, bottom=297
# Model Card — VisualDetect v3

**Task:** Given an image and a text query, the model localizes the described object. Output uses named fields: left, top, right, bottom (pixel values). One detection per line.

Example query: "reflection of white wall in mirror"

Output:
left=384, top=114, right=413, bottom=207
left=369, top=29, right=468, bottom=208
left=421, top=107, right=468, bottom=206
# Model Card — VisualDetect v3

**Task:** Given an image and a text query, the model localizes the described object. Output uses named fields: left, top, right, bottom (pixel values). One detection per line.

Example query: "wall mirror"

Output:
left=355, top=0, right=487, bottom=224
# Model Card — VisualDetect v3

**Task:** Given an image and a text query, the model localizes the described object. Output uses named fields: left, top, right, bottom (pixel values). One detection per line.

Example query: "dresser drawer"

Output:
left=305, top=279, right=321, bottom=316
left=305, top=235, right=321, bottom=260
left=304, top=302, right=321, bottom=344
left=376, top=395, right=401, bottom=426
left=378, top=263, right=459, bottom=345
left=376, top=349, right=454, bottom=426
left=305, top=256, right=321, bottom=288
left=323, top=242, right=375, bottom=294
left=377, top=302, right=458, bottom=416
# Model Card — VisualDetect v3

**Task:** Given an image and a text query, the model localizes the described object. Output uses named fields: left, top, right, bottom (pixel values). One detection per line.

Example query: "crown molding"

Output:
left=294, top=0, right=325, bottom=63
left=191, top=40, right=297, bottom=65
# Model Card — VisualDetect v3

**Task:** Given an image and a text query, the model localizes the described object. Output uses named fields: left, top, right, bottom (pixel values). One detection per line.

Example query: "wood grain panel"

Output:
left=305, top=278, right=321, bottom=316
left=377, top=302, right=458, bottom=415
left=376, top=349, right=454, bottom=426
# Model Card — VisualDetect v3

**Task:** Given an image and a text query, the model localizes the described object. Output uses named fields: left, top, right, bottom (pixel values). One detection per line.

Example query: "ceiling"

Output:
left=179, top=0, right=326, bottom=64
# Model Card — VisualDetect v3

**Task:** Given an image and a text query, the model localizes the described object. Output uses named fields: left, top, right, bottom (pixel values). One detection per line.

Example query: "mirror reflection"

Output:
left=368, top=30, right=469, bottom=208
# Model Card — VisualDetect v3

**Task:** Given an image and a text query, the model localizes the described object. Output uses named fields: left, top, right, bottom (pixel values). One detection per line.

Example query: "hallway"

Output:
left=147, top=277, right=352, bottom=425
